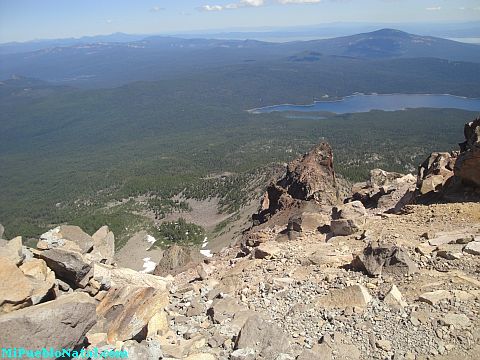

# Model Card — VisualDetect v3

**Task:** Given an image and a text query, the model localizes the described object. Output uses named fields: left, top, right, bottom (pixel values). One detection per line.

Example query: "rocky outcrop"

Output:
left=253, top=142, right=338, bottom=225
left=455, top=117, right=480, bottom=187
left=0, top=292, right=96, bottom=350
left=417, top=117, right=480, bottom=197
left=417, top=152, right=456, bottom=195
left=350, top=169, right=416, bottom=213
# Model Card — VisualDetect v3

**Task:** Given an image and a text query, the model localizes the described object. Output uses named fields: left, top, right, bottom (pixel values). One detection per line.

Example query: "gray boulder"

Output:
left=0, top=292, right=96, bottom=350
left=235, top=316, right=291, bottom=360
left=35, top=248, right=91, bottom=287
left=0, top=223, right=4, bottom=239
left=352, top=242, right=418, bottom=277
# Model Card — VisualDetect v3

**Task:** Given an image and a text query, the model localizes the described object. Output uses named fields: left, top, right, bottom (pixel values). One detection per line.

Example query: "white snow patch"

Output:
left=145, top=234, right=156, bottom=250
left=140, top=257, right=156, bottom=273
left=145, top=235, right=156, bottom=244
left=200, top=249, right=213, bottom=258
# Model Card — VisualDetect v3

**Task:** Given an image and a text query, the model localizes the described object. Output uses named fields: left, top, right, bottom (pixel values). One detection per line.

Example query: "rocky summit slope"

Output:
left=0, top=118, right=480, bottom=360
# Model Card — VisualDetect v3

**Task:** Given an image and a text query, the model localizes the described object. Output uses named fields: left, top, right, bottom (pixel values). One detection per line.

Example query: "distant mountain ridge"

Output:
left=0, top=33, right=148, bottom=55
left=0, top=29, right=479, bottom=88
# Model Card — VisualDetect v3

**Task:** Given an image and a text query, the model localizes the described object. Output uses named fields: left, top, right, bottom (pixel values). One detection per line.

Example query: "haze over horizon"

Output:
left=1, top=0, right=480, bottom=43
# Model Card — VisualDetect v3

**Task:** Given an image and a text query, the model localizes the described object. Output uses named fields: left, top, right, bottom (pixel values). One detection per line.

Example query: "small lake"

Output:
left=249, top=94, right=480, bottom=114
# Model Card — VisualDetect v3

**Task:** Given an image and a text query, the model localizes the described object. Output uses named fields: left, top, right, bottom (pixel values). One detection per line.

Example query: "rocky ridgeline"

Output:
left=1, top=118, right=480, bottom=360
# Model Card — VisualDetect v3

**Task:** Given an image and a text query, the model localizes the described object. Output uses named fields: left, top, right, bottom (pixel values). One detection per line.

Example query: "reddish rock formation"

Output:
left=253, top=142, right=338, bottom=225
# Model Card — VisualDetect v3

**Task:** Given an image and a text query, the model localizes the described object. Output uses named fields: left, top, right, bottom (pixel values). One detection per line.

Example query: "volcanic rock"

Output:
left=39, top=225, right=94, bottom=254
left=86, top=226, right=115, bottom=265
left=0, top=292, right=96, bottom=350
left=96, top=285, right=169, bottom=343
left=0, top=256, right=34, bottom=313
left=35, top=248, right=92, bottom=287
left=93, top=263, right=171, bottom=290
left=350, top=169, right=416, bottom=213
left=235, top=315, right=292, bottom=360
left=0, top=236, right=25, bottom=265
left=331, top=201, right=367, bottom=236
left=352, top=242, right=418, bottom=277
left=463, top=240, right=480, bottom=255
left=253, top=142, right=338, bottom=224
left=455, top=117, right=480, bottom=187
left=417, top=152, right=456, bottom=195
left=315, top=284, right=372, bottom=309
left=153, top=244, right=203, bottom=276
left=19, top=258, right=55, bottom=305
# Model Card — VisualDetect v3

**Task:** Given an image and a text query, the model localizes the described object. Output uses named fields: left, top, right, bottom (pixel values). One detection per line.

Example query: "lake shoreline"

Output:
left=248, top=93, right=480, bottom=115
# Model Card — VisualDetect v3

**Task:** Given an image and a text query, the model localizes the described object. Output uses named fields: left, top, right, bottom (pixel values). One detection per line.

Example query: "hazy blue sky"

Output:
left=1, top=0, right=479, bottom=42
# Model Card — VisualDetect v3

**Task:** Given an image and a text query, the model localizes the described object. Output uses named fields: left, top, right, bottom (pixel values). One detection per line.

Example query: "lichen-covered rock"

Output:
left=38, top=225, right=94, bottom=254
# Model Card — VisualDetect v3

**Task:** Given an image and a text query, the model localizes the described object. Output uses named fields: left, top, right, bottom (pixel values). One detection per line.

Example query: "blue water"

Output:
left=249, top=94, right=480, bottom=114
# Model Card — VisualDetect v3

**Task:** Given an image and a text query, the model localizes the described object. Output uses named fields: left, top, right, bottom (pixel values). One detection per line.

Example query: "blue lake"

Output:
left=249, top=94, right=480, bottom=114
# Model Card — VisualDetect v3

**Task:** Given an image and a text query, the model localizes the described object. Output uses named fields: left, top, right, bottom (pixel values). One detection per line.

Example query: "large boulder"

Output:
left=455, top=118, right=480, bottom=187
left=0, top=292, right=96, bottom=350
left=0, top=236, right=25, bottom=265
left=0, top=256, right=34, bottom=313
left=19, top=258, right=56, bottom=306
left=235, top=315, right=292, bottom=360
left=0, top=223, right=4, bottom=239
left=38, top=225, right=94, bottom=254
left=86, top=226, right=115, bottom=265
left=96, top=286, right=169, bottom=343
left=93, top=263, right=171, bottom=290
left=315, top=285, right=372, bottom=309
left=253, top=142, right=338, bottom=224
left=352, top=242, right=418, bottom=277
left=153, top=244, right=203, bottom=276
left=35, top=248, right=92, bottom=287
left=330, top=201, right=366, bottom=236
